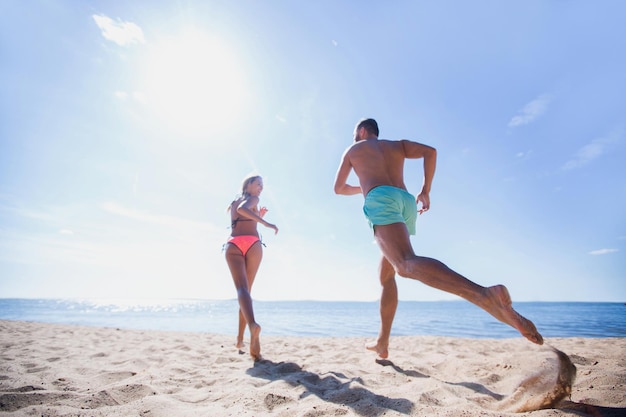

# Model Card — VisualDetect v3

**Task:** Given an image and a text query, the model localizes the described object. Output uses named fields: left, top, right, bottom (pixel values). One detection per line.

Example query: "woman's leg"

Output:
left=225, top=243, right=261, bottom=359
left=243, top=242, right=263, bottom=360
left=234, top=241, right=264, bottom=349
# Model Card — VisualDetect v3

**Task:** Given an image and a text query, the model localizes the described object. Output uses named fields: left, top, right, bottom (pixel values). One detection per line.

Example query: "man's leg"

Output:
left=366, top=256, right=397, bottom=358
left=373, top=222, right=543, bottom=345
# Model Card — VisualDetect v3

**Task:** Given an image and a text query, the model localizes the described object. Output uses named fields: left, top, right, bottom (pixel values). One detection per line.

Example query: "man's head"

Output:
left=354, top=118, right=379, bottom=142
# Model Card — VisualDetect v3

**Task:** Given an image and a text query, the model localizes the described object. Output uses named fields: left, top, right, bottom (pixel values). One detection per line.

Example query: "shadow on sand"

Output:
left=557, top=401, right=626, bottom=417
left=247, top=359, right=414, bottom=416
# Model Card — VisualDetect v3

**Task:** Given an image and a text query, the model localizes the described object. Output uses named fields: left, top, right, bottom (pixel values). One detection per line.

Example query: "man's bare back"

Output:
left=334, top=126, right=436, bottom=214
left=344, top=139, right=411, bottom=196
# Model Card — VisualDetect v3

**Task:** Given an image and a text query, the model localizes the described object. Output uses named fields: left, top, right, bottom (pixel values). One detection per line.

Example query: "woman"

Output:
left=225, top=175, right=278, bottom=360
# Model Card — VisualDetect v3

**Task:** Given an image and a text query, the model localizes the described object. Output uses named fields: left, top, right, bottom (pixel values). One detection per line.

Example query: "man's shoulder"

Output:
left=378, top=139, right=406, bottom=149
left=347, top=139, right=402, bottom=152
left=379, top=139, right=402, bottom=144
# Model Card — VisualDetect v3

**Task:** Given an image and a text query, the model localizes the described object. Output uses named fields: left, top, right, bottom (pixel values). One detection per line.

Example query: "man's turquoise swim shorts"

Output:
left=363, top=185, right=418, bottom=235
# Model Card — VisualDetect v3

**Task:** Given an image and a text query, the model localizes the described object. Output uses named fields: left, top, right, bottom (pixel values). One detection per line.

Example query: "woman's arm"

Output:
left=237, top=197, right=278, bottom=234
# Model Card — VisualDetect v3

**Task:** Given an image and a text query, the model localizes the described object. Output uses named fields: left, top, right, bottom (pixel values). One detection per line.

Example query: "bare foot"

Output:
left=484, top=285, right=543, bottom=345
left=366, top=340, right=389, bottom=359
left=235, top=338, right=244, bottom=350
left=249, top=323, right=262, bottom=361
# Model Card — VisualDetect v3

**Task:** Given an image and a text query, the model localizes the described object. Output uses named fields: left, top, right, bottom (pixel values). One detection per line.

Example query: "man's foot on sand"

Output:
left=235, top=338, right=244, bottom=350
left=249, top=323, right=262, bottom=361
left=366, top=340, right=389, bottom=359
left=485, top=285, right=543, bottom=345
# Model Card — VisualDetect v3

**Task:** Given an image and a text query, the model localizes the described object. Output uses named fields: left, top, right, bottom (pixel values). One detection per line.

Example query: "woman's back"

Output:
left=229, top=197, right=259, bottom=237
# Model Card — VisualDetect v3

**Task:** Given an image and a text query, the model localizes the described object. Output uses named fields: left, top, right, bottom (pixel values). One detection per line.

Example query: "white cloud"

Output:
left=562, top=128, right=624, bottom=170
left=588, top=248, right=618, bottom=255
left=92, top=14, right=145, bottom=46
left=508, top=94, right=551, bottom=128
left=114, top=90, right=145, bottom=103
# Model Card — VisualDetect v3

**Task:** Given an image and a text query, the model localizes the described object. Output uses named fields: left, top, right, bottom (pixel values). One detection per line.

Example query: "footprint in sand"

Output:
left=94, top=371, right=138, bottom=385
left=104, top=383, right=156, bottom=404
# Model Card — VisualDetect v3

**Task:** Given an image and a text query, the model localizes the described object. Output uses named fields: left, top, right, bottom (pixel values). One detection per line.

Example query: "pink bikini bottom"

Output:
left=227, top=235, right=260, bottom=256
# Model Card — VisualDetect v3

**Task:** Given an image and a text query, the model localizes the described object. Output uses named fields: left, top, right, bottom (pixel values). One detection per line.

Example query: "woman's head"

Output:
left=241, top=175, right=263, bottom=197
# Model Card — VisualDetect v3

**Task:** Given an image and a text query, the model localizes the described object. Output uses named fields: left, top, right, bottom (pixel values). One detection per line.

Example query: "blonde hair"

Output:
left=227, top=175, right=262, bottom=211
left=240, top=175, right=261, bottom=197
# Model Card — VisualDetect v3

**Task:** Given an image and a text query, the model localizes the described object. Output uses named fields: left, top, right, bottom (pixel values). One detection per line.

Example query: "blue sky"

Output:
left=1, top=0, right=624, bottom=302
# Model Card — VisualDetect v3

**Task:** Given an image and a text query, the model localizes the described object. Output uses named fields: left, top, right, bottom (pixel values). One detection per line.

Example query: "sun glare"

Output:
left=140, top=30, right=249, bottom=138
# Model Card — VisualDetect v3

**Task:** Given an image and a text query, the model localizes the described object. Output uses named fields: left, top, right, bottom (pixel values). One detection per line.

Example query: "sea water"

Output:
left=0, top=298, right=624, bottom=338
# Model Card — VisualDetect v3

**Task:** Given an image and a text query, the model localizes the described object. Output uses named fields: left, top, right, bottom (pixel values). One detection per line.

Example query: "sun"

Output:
left=138, top=29, right=250, bottom=138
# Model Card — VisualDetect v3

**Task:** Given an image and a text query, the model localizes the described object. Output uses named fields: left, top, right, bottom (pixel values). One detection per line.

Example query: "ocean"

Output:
left=0, top=298, right=624, bottom=339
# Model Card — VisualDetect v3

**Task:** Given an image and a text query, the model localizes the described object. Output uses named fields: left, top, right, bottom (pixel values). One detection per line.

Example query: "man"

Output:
left=334, top=118, right=543, bottom=358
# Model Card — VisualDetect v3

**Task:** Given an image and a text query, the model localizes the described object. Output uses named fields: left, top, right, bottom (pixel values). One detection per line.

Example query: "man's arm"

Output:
left=333, top=151, right=362, bottom=195
left=401, top=140, right=437, bottom=213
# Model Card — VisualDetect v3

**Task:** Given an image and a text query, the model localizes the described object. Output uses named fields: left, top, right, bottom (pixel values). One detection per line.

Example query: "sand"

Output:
left=1, top=320, right=625, bottom=416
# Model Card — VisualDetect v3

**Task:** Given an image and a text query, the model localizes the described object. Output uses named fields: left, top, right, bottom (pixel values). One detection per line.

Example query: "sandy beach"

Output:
left=1, top=320, right=624, bottom=416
